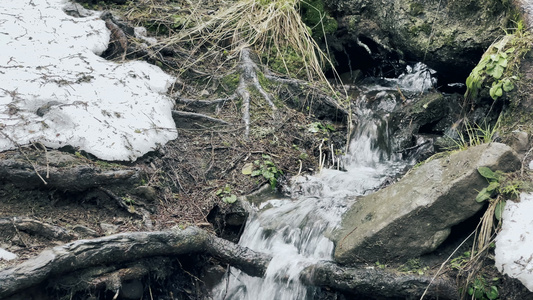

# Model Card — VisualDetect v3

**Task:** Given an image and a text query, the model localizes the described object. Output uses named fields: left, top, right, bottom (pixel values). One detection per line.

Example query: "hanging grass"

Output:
left=161, top=0, right=335, bottom=82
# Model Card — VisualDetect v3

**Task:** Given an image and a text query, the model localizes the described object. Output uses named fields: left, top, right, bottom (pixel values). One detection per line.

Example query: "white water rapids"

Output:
left=212, top=64, right=436, bottom=300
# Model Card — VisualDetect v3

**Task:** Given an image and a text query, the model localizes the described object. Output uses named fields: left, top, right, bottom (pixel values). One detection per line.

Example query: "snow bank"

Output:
left=0, top=0, right=177, bottom=161
left=495, top=193, right=533, bottom=292
left=0, top=248, right=17, bottom=261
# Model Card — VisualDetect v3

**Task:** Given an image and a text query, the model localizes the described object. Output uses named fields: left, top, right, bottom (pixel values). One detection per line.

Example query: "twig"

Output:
left=420, top=230, right=475, bottom=300
left=0, top=130, right=47, bottom=185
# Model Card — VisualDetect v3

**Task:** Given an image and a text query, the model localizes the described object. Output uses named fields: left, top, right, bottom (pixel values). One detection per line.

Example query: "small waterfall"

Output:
left=211, top=63, right=436, bottom=300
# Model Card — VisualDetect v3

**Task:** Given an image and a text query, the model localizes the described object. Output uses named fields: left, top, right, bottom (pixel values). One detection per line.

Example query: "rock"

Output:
left=327, top=0, right=514, bottom=81
left=508, top=131, right=529, bottom=154
left=132, top=186, right=158, bottom=202
left=333, top=143, right=520, bottom=264
left=100, top=223, right=119, bottom=235
left=72, top=225, right=99, bottom=237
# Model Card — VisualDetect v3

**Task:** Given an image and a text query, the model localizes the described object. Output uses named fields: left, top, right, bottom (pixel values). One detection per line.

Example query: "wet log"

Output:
left=0, top=152, right=139, bottom=191
left=0, top=225, right=458, bottom=299
left=0, top=217, right=77, bottom=242
left=0, top=227, right=271, bottom=299
left=301, top=262, right=459, bottom=299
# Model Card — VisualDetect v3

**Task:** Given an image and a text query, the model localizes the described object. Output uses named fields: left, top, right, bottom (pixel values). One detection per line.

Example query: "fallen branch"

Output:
left=301, top=262, right=458, bottom=299
left=0, top=152, right=139, bottom=191
left=0, top=224, right=460, bottom=299
left=171, top=110, right=231, bottom=129
left=0, top=217, right=77, bottom=242
left=0, top=226, right=271, bottom=299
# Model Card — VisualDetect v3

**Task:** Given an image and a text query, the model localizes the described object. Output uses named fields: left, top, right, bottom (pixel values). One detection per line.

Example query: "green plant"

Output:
left=450, top=251, right=475, bottom=270
left=475, top=166, right=522, bottom=251
left=375, top=261, right=386, bottom=269
left=398, top=258, right=428, bottom=275
left=216, top=184, right=238, bottom=204
left=308, top=121, right=335, bottom=133
left=249, top=154, right=283, bottom=189
left=465, top=22, right=532, bottom=101
left=468, top=275, right=499, bottom=300
left=447, top=118, right=499, bottom=151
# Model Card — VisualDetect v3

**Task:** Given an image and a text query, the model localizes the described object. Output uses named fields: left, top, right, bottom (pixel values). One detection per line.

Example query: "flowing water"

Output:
left=212, top=64, right=437, bottom=300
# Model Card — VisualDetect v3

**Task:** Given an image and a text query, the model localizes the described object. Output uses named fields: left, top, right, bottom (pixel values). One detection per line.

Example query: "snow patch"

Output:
left=0, top=0, right=177, bottom=161
left=0, top=248, right=17, bottom=261
left=495, top=193, right=533, bottom=292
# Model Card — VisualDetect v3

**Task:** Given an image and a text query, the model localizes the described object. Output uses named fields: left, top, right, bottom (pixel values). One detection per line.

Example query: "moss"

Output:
left=219, top=73, right=240, bottom=93
left=262, top=45, right=307, bottom=78
left=299, top=0, right=338, bottom=40
left=409, top=92, right=444, bottom=115
left=409, top=3, right=425, bottom=16
left=408, top=21, right=432, bottom=37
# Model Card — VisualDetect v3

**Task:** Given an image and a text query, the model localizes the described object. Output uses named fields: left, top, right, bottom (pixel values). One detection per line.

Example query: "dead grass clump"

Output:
left=160, top=0, right=333, bottom=82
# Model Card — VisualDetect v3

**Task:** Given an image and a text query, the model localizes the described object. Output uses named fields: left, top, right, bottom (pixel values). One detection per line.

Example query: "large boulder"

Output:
left=333, top=143, right=520, bottom=264
left=326, top=0, right=517, bottom=81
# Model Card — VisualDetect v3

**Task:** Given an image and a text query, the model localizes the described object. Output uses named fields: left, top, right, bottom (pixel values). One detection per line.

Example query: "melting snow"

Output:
left=495, top=193, right=533, bottom=292
left=0, top=0, right=177, bottom=161
left=0, top=248, right=17, bottom=261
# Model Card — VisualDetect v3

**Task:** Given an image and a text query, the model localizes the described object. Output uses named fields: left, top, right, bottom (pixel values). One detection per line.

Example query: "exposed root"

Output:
left=0, top=227, right=271, bottom=299
left=0, top=217, right=76, bottom=242
left=0, top=150, right=139, bottom=192
left=171, top=110, right=231, bottom=129
left=97, top=188, right=154, bottom=230
left=236, top=48, right=276, bottom=137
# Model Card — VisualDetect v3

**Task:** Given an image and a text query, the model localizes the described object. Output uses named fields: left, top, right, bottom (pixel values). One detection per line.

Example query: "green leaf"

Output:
left=497, top=57, right=508, bottom=68
left=487, top=286, right=499, bottom=300
left=262, top=170, right=274, bottom=180
left=487, top=181, right=500, bottom=192
left=494, top=201, right=506, bottom=221
left=478, top=167, right=498, bottom=181
left=242, top=163, right=254, bottom=175
left=492, top=64, right=504, bottom=79
left=262, top=154, right=271, bottom=159
left=476, top=188, right=492, bottom=202
left=216, top=189, right=223, bottom=196
left=502, top=79, right=514, bottom=92
left=465, top=75, right=474, bottom=90
left=223, top=194, right=237, bottom=204
left=251, top=170, right=262, bottom=177
left=489, top=85, right=499, bottom=100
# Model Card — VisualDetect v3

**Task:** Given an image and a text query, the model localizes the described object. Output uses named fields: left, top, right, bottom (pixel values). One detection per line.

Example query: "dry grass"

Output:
left=158, top=0, right=334, bottom=82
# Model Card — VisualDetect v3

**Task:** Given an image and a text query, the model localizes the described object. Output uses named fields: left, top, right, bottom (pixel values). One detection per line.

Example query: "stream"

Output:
left=212, top=64, right=437, bottom=300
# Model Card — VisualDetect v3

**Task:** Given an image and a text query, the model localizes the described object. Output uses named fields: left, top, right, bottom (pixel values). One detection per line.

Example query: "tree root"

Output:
left=236, top=48, right=277, bottom=137
left=0, top=150, right=140, bottom=191
left=0, top=226, right=271, bottom=299
left=171, top=110, right=231, bottom=129
left=301, top=262, right=459, bottom=299
left=0, top=217, right=77, bottom=242
left=0, top=226, right=459, bottom=299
